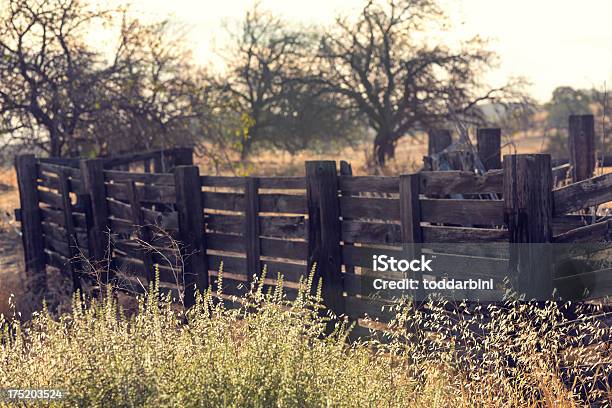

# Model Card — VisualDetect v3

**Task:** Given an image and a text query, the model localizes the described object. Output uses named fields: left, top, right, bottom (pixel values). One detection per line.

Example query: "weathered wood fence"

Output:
left=14, top=118, right=612, bottom=337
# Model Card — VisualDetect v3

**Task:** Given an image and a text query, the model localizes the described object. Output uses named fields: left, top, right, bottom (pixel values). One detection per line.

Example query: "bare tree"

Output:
left=219, top=5, right=307, bottom=159
left=315, top=0, right=511, bottom=166
left=0, top=0, right=201, bottom=157
left=0, top=0, right=120, bottom=156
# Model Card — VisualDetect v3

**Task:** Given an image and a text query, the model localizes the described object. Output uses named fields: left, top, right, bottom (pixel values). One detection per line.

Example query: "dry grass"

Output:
left=0, top=273, right=610, bottom=407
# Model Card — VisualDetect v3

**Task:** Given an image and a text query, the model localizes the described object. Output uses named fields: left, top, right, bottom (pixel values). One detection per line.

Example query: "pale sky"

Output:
left=108, top=0, right=612, bottom=102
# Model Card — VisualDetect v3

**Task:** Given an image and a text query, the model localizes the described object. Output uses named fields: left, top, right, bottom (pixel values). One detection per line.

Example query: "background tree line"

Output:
left=1, top=0, right=606, bottom=170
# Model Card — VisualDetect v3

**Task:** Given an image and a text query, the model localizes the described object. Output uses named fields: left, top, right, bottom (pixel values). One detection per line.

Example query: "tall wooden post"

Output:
left=425, top=129, right=452, bottom=170
left=15, top=154, right=46, bottom=293
left=569, top=114, right=595, bottom=182
left=172, top=147, right=194, bottom=166
left=477, top=128, right=502, bottom=170
left=80, top=159, right=111, bottom=283
left=428, top=129, right=452, bottom=155
left=339, top=161, right=354, bottom=276
left=244, top=177, right=261, bottom=281
left=174, top=165, right=208, bottom=307
left=503, top=154, right=554, bottom=299
left=399, top=173, right=425, bottom=300
left=58, top=169, right=81, bottom=291
left=306, top=161, right=344, bottom=318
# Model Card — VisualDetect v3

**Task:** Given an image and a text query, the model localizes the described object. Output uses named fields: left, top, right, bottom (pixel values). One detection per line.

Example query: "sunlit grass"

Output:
left=1, top=269, right=610, bottom=408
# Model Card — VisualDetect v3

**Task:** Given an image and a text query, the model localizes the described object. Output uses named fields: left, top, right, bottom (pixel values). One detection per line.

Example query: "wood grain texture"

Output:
left=419, top=170, right=503, bottom=195
left=553, top=172, right=612, bottom=216
left=503, top=154, right=554, bottom=298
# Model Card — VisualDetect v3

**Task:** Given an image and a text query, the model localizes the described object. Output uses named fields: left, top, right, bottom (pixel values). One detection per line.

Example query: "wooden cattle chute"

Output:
left=14, top=117, right=612, bottom=338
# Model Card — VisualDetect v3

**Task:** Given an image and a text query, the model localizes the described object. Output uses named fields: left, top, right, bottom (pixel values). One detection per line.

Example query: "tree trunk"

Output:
left=49, top=128, right=61, bottom=157
left=373, top=130, right=396, bottom=166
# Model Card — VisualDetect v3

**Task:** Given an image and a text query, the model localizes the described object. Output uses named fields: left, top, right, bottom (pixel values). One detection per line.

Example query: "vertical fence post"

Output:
left=477, top=128, right=502, bottom=170
left=428, top=129, right=452, bottom=155
left=569, top=114, right=595, bottom=182
left=244, top=177, right=261, bottom=282
left=15, top=154, right=46, bottom=293
left=424, top=129, right=452, bottom=170
left=503, top=154, right=554, bottom=299
left=399, top=173, right=425, bottom=300
left=80, top=159, right=111, bottom=283
left=174, top=165, right=208, bottom=307
left=306, top=161, right=344, bottom=317
left=172, top=147, right=194, bottom=166
left=58, top=170, right=81, bottom=291
left=338, top=161, right=354, bottom=276
left=125, top=181, right=154, bottom=282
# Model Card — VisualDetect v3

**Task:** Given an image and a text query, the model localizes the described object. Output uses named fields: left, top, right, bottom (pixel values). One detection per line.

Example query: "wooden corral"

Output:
left=13, top=116, right=612, bottom=338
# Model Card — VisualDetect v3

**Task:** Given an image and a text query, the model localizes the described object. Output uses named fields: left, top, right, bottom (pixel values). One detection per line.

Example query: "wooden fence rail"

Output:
left=14, top=144, right=612, bottom=336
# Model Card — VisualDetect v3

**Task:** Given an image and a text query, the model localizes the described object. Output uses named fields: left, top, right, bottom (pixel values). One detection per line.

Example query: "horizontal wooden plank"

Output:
left=554, top=268, right=612, bottom=300
left=45, top=249, right=69, bottom=271
left=112, top=256, right=178, bottom=284
left=342, top=220, right=401, bottom=245
left=552, top=163, right=570, bottom=180
left=420, top=199, right=504, bottom=225
left=210, top=274, right=250, bottom=297
left=344, top=296, right=396, bottom=322
left=108, top=217, right=180, bottom=239
left=207, top=254, right=247, bottom=275
left=113, top=240, right=181, bottom=270
left=40, top=207, right=87, bottom=229
left=258, top=177, right=306, bottom=190
left=202, top=192, right=244, bottom=212
left=38, top=157, right=80, bottom=167
left=259, top=193, right=306, bottom=214
left=260, top=238, right=307, bottom=260
left=418, top=170, right=503, bottom=195
left=260, top=216, right=306, bottom=239
left=38, top=162, right=82, bottom=178
left=44, top=235, right=71, bottom=258
left=339, top=196, right=400, bottom=221
left=207, top=233, right=245, bottom=253
left=106, top=199, right=177, bottom=230
left=105, top=183, right=176, bottom=204
left=206, top=214, right=244, bottom=234
left=37, top=171, right=86, bottom=194
left=200, top=176, right=245, bottom=188
left=104, top=170, right=174, bottom=185
left=261, top=260, right=307, bottom=283
left=552, top=155, right=612, bottom=167
left=553, top=173, right=612, bottom=216
left=421, top=225, right=508, bottom=243
left=338, top=176, right=399, bottom=194
left=552, top=215, right=595, bottom=235
left=553, top=219, right=612, bottom=243
left=41, top=221, right=88, bottom=249
left=38, top=189, right=64, bottom=208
